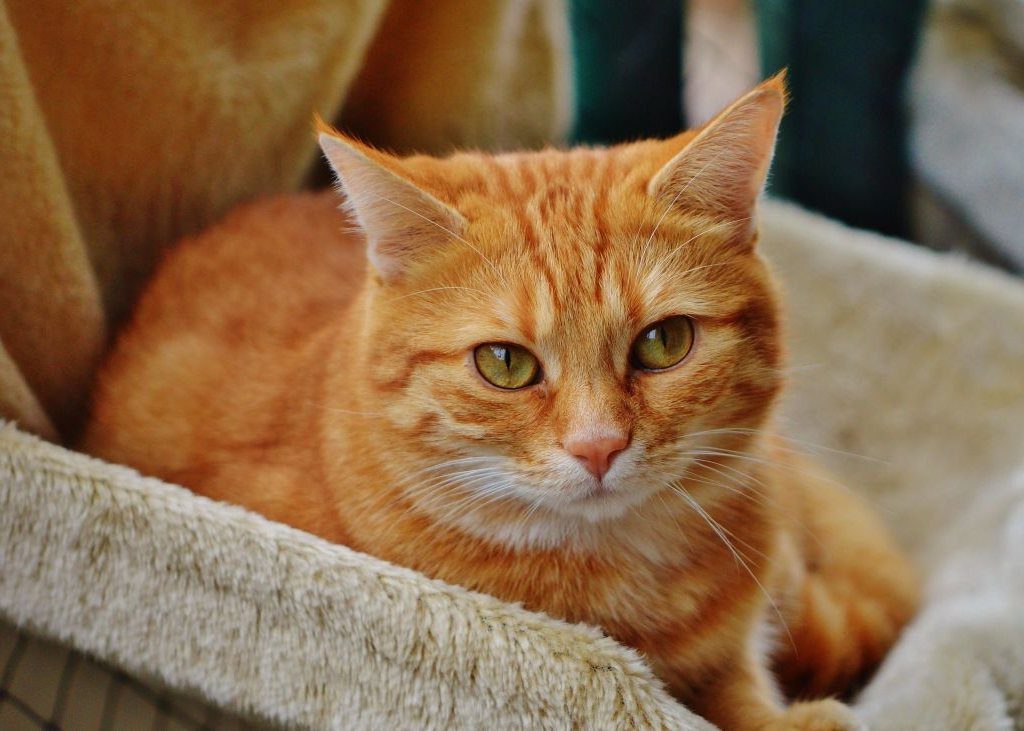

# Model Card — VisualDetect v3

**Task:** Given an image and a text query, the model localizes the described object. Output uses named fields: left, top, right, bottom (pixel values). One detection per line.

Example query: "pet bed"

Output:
left=3, top=200, right=1023, bottom=729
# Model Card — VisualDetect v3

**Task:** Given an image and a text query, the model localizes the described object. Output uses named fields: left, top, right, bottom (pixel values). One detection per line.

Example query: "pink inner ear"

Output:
left=648, top=78, right=785, bottom=226
left=319, top=132, right=467, bottom=281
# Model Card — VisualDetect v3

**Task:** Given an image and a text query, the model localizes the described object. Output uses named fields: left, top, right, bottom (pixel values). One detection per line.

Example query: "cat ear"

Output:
left=648, top=73, right=786, bottom=240
left=318, top=130, right=466, bottom=281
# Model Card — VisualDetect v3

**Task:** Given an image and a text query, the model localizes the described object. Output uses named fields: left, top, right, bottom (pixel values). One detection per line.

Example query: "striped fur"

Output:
left=84, top=77, right=917, bottom=730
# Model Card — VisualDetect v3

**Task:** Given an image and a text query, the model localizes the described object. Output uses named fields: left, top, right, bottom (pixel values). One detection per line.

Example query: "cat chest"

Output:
left=450, top=548, right=721, bottom=638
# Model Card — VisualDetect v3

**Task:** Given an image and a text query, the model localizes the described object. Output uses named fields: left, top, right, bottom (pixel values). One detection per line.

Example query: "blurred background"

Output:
left=1, top=1, right=1023, bottom=728
left=569, top=0, right=1022, bottom=271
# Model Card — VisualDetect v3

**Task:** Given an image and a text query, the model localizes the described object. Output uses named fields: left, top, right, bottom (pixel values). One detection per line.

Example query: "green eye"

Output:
left=474, top=343, right=541, bottom=389
left=631, top=316, right=695, bottom=371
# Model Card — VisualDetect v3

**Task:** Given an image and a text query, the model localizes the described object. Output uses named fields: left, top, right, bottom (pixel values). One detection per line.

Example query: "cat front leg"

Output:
left=770, top=452, right=920, bottom=699
left=687, top=661, right=862, bottom=731
left=659, top=623, right=864, bottom=731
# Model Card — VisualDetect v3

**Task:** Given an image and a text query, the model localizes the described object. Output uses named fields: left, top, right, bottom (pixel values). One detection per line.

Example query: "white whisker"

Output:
left=682, top=426, right=883, bottom=463
left=387, top=285, right=490, bottom=303
left=666, top=217, right=752, bottom=260
left=643, top=147, right=731, bottom=254
left=667, top=483, right=795, bottom=651
left=366, top=191, right=510, bottom=288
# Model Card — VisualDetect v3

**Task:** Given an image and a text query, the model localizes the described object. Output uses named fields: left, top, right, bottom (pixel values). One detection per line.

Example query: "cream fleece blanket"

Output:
left=763, top=203, right=1024, bottom=730
left=2, top=200, right=1023, bottom=729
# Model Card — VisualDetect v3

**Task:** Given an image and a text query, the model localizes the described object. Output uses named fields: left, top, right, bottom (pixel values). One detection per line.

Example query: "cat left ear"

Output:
left=649, top=73, right=786, bottom=242
left=318, top=129, right=467, bottom=281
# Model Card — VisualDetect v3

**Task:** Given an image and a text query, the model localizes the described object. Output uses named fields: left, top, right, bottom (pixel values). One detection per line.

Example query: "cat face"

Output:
left=321, top=76, right=785, bottom=541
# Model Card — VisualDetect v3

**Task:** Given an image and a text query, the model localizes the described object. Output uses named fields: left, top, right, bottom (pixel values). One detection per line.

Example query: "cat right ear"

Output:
left=648, top=73, right=786, bottom=241
left=318, top=129, right=466, bottom=281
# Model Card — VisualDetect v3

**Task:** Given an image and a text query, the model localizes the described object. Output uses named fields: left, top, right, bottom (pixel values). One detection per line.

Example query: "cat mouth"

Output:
left=566, top=478, right=643, bottom=509
left=571, top=476, right=618, bottom=501
left=549, top=484, right=643, bottom=522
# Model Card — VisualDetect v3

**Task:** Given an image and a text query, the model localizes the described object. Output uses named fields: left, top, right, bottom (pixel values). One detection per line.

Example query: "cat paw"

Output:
left=769, top=699, right=865, bottom=731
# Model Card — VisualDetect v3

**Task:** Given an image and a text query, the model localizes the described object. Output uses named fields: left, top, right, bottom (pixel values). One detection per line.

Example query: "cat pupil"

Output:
left=487, top=345, right=512, bottom=371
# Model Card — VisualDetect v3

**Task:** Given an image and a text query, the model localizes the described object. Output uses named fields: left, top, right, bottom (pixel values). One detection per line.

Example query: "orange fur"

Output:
left=83, top=77, right=917, bottom=730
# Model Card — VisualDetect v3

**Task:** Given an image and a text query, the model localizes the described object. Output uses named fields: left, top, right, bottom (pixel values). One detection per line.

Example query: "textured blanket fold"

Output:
left=0, top=423, right=707, bottom=730
left=2, top=201, right=1023, bottom=728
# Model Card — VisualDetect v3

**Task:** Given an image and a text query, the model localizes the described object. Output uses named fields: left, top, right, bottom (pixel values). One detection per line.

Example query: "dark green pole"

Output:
left=569, top=0, right=685, bottom=145
left=756, top=0, right=928, bottom=236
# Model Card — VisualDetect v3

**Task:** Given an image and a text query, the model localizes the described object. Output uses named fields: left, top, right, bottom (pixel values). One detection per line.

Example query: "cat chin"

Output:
left=514, top=468, right=662, bottom=523
left=438, top=481, right=665, bottom=551
left=448, top=505, right=633, bottom=552
left=547, top=487, right=652, bottom=522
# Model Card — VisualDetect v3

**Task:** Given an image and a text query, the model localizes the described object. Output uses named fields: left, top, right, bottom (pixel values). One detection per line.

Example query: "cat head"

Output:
left=319, top=76, right=786, bottom=545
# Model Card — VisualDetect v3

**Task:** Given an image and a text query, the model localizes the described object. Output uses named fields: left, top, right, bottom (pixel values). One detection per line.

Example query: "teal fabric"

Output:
left=569, top=0, right=684, bottom=144
left=567, top=1, right=927, bottom=237
left=756, top=0, right=927, bottom=236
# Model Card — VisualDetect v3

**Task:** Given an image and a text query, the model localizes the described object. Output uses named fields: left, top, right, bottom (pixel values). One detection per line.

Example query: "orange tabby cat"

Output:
left=84, top=76, right=917, bottom=730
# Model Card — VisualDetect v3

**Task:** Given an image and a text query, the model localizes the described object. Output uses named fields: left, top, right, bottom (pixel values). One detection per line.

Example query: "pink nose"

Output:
left=564, top=433, right=629, bottom=479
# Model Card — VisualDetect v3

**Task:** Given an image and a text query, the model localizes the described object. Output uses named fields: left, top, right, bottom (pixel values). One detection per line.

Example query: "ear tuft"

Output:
left=648, top=73, right=786, bottom=240
left=318, top=130, right=466, bottom=281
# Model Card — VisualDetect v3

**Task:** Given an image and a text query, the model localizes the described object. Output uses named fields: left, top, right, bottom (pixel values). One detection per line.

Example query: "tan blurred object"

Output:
left=684, top=0, right=758, bottom=126
left=909, top=0, right=1024, bottom=270
left=341, top=0, right=572, bottom=152
left=0, top=0, right=572, bottom=439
